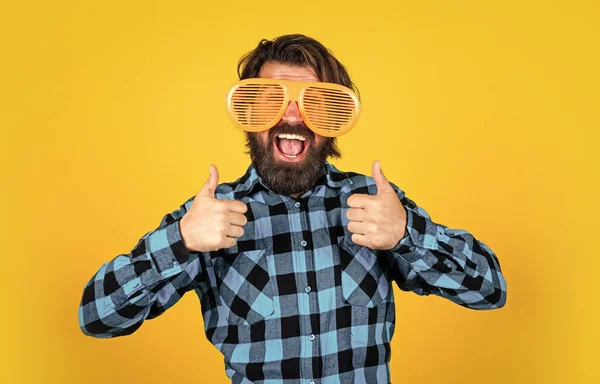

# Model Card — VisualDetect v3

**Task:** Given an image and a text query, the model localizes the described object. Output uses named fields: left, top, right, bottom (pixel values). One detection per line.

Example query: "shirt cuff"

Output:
left=388, top=205, right=440, bottom=261
left=389, top=218, right=413, bottom=253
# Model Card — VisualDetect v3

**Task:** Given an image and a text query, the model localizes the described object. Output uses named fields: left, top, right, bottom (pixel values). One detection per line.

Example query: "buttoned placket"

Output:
left=290, top=197, right=319, bottom=381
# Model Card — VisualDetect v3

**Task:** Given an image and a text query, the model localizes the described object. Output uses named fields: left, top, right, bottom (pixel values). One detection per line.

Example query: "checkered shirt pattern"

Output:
left=79, top=162, right=507, bottom=383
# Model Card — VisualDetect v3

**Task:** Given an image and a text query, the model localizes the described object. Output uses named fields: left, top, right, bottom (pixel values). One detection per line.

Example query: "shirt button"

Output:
left=304, top=286, right=311, bottom=293
left=173, top=261, right=179, bottom=267
left=294, top=202, right=301, bottom=208
left=301, top=240, right=307, bottom=247
left=308, top=334, right=315, bottom=341
left=309, top=381, right=315, bottom=384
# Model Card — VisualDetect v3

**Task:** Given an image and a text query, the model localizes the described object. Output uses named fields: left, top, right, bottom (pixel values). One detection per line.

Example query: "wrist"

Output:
left=178, top=215, right=192, bottom=251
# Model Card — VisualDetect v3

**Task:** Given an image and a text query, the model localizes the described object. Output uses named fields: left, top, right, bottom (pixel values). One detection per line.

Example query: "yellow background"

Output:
left=2, top=0, right=598, bottom=383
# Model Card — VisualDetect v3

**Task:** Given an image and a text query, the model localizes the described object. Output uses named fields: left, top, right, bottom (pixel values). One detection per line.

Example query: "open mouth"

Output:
left=273, top=133, right=309, bottom=162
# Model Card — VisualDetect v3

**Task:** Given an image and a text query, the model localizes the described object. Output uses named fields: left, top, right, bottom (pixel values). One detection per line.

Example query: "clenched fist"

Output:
left=346, top=160, right=408, bottom=250
left=180, top=164, right=248, bottom=252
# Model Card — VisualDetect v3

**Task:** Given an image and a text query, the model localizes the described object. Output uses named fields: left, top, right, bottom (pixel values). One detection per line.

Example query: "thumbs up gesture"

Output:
left=180, top=165, right=248, bottom=252
left=346, top=161, right=408, bottom=250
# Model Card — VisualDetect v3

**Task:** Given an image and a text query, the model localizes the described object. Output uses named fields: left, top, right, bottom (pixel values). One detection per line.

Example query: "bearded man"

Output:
left=79, top=34, right=507, bottom=384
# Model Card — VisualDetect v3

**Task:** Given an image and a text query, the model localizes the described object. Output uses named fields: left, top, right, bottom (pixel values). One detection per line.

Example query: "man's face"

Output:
left=246, top=61, right=338, bottom=196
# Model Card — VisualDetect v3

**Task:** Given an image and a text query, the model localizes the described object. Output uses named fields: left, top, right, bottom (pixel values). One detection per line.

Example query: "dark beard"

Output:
left=245, top=122, right=341, bottom=196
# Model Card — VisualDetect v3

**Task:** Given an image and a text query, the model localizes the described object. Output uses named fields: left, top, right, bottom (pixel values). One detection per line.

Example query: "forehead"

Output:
left=258, top=61, right=320, bottom=82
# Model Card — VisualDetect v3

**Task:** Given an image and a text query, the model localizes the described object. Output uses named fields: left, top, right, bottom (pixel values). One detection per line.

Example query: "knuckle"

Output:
left=213, top=215, right=226, bottom=227
left=229, top=200, right=245, bottom=210
left=207, top=203, right=220, bottom=215
left=351, top=234, right=365, bottom=247
left=346, top=209, right=355, bottom=219
left=235, top=212, right=247, bottom=223
left=218, top=202, right=229, bottom=213
left=347, top=222, right=355, bottom=232
left=348, top=195, right=361, bottom=206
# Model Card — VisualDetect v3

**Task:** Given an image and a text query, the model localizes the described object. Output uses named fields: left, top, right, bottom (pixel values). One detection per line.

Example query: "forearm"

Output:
left=388, top=193, right=507, bottom=310
left=78, top=216, right=194, bottom=338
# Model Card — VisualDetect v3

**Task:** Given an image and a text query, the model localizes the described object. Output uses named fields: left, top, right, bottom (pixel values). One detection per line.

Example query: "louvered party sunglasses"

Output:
left=225, top=78, right=362, bottom=137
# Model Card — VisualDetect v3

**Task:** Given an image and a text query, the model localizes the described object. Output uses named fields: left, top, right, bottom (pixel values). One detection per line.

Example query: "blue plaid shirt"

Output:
left=79, top=162, right=507, bottom=383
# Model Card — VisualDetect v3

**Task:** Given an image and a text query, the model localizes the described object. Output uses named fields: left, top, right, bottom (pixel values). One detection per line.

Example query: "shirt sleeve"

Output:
left=78, top=199, right=203, bottom=338
left=386, top=184, right=507, bottom=310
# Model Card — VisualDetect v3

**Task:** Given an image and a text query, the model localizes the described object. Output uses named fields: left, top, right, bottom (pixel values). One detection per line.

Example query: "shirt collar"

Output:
left=232, top=161, right=353, bottom=198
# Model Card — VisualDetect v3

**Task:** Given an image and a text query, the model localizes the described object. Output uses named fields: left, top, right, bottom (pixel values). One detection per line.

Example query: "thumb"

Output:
left=372, top=160, right=393, bottom=195
left=198, top=164, right=219, bottom=197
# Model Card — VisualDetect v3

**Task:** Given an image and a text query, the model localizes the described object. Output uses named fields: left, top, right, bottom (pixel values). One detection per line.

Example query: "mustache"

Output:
left=268, top=122, right=315, bottom=142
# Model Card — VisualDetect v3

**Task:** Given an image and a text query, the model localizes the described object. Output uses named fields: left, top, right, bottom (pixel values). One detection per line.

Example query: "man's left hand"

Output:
left=346, top=160, right=408, bottom=250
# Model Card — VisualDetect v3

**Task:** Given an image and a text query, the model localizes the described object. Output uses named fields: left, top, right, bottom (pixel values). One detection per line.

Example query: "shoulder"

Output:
left=330, top=163, right=406, bottom=198
left=328, top=164, right=380, bottom=195
left=217, top=164, right=259, bottom=200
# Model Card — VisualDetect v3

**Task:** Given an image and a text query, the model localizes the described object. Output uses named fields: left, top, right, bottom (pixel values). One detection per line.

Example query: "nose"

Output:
left=281, top=101, right=303, bottom=124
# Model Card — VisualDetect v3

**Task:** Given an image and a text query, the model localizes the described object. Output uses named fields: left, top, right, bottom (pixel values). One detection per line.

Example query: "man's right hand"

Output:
left=180, top=164, right=248, bottom=252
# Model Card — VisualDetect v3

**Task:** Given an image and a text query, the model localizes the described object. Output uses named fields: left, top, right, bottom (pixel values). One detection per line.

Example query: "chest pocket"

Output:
left=338, top=238, right=390, bottom=307
left=211, top=249, right=275, bottom=326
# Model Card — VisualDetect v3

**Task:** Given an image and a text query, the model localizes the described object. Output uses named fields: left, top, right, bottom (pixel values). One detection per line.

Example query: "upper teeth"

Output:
left=278, top=134, right=306, bottom=141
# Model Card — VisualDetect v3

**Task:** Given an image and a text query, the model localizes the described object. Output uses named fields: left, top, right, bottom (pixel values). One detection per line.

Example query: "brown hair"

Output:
left=237, top=34, right=359, bottom=99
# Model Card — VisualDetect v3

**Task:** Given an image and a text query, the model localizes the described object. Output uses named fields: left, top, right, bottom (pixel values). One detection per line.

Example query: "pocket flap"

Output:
left=338, top=238, right=390, bottom=307
left=212, top=248, right=275, bottom=325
